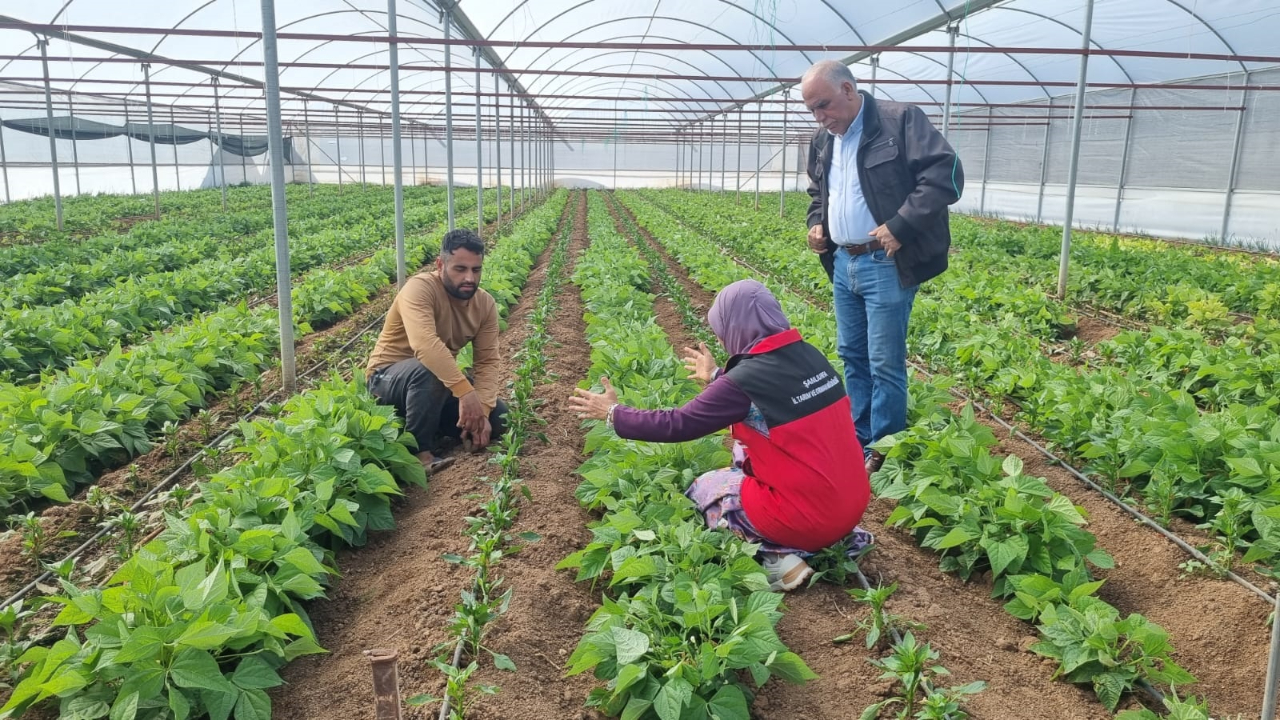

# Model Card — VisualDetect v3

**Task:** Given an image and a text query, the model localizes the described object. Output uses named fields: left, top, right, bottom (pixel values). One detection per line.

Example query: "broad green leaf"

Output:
left=232, top=656, right=283, bottom=690
left=169, top=649, right=236, bottom=694
left=612, top=627, right=650, bottom=665
left=234, top=688, right=271, bottom=720
left=652, top=677, right=692, bottom=720
left=768, top=652, right=818, bottom=684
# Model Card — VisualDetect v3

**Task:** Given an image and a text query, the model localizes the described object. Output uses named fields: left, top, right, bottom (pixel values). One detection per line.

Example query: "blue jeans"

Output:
left=832, top=247, right=917, bottom=454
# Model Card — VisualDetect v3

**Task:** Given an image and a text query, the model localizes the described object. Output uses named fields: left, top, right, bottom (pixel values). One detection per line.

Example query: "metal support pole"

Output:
left=720, top=114, right=727, bottom=191
left=378, top=121, right=386, bottom=186
left=612, top=124, right=619, bottom=189
left=388, top=0, right=406, bottom=287
left=443, top=6, right=455, bottom=230
left=1220, top=74, right=1250, bottom=242
left=755, top=101, right=763, bottom=209
left=170, top=106, right=181, bottom=192
left=38, top=39, right=64, bottom=231
left=410, top=124, right=417, bottom=186
left=675, top=131, right=681, bottom=188
left=334, top=107, right=343, bottom=194
left=0, top=111, right=9, bottom=204
left=1055, top=0, right=1095, bottom=301
left=475, top=49, right=483, bottom=234
left=494, top=75, right=501, bottom=228
left=239, top=115, right=247, bottom=184
left=1035, top=98, right=1053, bottom=224
left=357, top=111, right=366, bottom=187
left=521, top=105, right=527, bottom=213
left=1262, top=592, right=1280, bottom=720
left=736, top=108, right=743, bottom=203
left=259, top=0, right=297, bottom=395
left=707, top=117, right=715, bottom=189
left=508, top=96, right=515, bottom=215
left=696, top=124, right=706, bottom=189
left=212, top=79, right=228, bottom=209
left=142, top=62, right=160, bottom=219
left=123, top=101, right=137, bottom=195
left=779, top=91, right=789, bottom=217
left=979, top=122, right=992, bottom=214
left=870, top=55, right=879, bottom=99
left=943, top=24, right=959, bottom=140
left=302, top=100, right=314, bottom=195
left=67, top=94, right=81, bottom=195
left=1112, top=87, right=1136, bottom=231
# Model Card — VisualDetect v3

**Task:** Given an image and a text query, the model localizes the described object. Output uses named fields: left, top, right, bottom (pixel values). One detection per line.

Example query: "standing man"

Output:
left=366, top=228, right=507, bottom=472
left=801, top=60, right=963, bottom=476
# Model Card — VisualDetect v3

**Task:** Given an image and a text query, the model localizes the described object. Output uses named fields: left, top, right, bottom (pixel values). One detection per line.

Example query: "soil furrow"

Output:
left=272, top=194, right=579, bottom=719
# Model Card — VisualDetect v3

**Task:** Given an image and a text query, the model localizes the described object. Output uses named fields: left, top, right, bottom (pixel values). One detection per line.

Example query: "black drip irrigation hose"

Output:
left=638, top=196, right=1276, bottom=607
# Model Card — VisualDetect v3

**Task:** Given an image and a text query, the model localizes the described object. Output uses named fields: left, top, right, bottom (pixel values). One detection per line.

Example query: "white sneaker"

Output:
left=761, top=553, right=814, bottom=592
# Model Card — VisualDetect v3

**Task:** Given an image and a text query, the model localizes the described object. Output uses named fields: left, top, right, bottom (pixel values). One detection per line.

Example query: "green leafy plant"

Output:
left=834, top=582, right=924, bottom=650
left=859, top=632, right=985, bottom=720
left=5, top=512, right=76, bottom=567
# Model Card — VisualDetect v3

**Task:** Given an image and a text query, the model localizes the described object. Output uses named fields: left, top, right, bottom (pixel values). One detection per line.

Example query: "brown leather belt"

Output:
left=841, top=239, right=884, bottom=255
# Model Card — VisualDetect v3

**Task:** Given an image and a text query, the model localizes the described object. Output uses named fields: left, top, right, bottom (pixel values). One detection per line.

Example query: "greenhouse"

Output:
left=0, top=1, right=1279, bottom=719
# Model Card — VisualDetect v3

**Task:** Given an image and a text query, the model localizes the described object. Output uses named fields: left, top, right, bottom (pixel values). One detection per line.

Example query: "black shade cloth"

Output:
left=123, top=122, right=209, bottom=145
left=2, top=116, right=294, bottom=161
left=1, top=116, right=123, bottom=140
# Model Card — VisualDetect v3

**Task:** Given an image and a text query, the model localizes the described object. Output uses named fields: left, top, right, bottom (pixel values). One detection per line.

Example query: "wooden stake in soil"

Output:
left=364, top=648, right=403, bottom=720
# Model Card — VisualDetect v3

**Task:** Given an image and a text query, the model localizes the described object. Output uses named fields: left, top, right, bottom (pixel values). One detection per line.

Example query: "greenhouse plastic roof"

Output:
left=0, top=0, right=1277, bottom=134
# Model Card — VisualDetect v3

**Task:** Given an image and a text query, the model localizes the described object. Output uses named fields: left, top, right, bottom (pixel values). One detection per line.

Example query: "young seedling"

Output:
left=103, top=511, right=142, bottom=561
left=41, top=557, right=77, bottom=581
left=194, top=409, right=220, bottom=442
left=81, top=487, right=117, bottom=526
left=835, top=582, right=925, bottom=650
left=860, top=632, right=984, bottom=720
left=124, top=463, right=144, bottom=494
left=6, top=513, right=76, bottom=567
left=407, top=660, right=498, bottom=720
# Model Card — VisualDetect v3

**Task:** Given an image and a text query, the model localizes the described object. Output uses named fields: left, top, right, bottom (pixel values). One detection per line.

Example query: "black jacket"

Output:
left=806, top=92, right=963, bottom=287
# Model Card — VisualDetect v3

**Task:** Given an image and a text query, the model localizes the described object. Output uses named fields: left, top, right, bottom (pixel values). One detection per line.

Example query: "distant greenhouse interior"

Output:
left=0, top=1, right=1277, bottom=246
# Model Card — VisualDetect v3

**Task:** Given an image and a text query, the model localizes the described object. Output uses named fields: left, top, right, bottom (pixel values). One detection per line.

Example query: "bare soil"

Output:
left=272, top=193, right=603, bottom=720
left=1070, top=314, right=1121, bottom=345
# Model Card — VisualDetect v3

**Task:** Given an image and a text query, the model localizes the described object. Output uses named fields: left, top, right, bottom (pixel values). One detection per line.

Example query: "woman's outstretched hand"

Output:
left=682, top=343, right=717, bottom=384
left=569, top=376, right=620, bottom=421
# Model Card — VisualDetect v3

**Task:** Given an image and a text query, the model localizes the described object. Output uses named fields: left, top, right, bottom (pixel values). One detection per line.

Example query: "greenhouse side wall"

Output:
left=949, top=67, right=1280, bottom=249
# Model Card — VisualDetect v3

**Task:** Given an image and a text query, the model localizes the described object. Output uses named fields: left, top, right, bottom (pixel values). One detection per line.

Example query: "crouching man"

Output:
left=365, top=228, right=507, bottom=472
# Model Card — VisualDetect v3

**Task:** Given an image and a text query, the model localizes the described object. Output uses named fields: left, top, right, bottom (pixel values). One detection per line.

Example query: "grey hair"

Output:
left=804, top=60, right=857, bottom=91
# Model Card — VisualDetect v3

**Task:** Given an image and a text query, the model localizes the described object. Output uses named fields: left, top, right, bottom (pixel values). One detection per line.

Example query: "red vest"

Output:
left=725, top=329, right=870, bottom=552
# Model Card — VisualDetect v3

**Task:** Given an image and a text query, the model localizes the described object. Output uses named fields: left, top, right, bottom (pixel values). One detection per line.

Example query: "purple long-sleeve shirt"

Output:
left=612, top=374, right=752, bottom=442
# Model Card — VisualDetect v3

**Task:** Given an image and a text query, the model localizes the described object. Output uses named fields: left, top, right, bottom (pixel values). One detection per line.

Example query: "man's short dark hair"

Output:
left=442, top=228, right=485, bottom=257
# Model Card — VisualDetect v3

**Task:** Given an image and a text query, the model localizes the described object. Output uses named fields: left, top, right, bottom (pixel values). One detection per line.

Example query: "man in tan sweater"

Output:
left=365, top=229, right=506, bottom=471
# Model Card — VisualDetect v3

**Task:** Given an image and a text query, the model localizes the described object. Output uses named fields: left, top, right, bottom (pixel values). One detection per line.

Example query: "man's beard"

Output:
left=443, top=276, right=478, bottom=300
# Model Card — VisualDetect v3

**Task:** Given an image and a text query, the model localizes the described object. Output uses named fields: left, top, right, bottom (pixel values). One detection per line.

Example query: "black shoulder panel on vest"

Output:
left=725, top=341, right=845, bottom=427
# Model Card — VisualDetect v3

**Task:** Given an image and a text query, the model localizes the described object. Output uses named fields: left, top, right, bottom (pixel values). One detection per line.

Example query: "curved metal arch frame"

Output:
left=526, top=77, right=732, bottom=125
left=11, top=0, right=1259, bottom=143
left=519, top=51, right=746, bottom=112
left=490, top=0, right=820, bottom=81
left=393, top=55, right=719, bottom=127
left=526, top=58, right=754, bottom=131
left=515, top=18, right=785, bottom=98
left=983, top=5, right=1137, bottom=85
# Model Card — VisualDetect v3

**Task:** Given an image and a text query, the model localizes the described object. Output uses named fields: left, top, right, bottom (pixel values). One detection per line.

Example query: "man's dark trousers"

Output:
left=368, top=359, right=508, bottom=453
